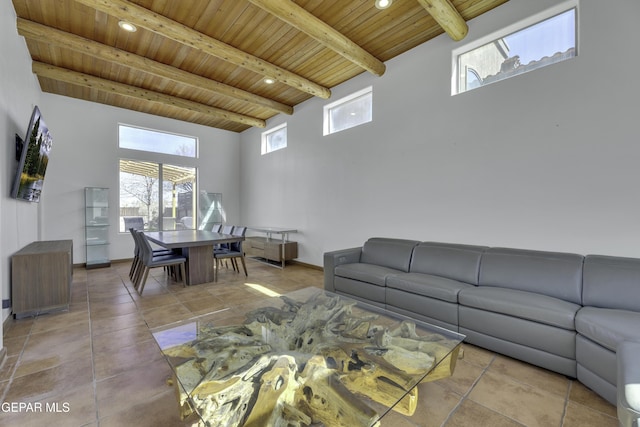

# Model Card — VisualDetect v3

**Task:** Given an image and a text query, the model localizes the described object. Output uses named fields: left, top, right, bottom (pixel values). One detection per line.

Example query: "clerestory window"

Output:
left=453, top=3, right=577, bottom=95
left=323, top=86, right=373, bottom=135
left=261, top=123, right=287, bottom=154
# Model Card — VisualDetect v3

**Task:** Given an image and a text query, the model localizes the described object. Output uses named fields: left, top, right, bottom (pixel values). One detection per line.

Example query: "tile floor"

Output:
left=0, top=259, right=618, bottom=427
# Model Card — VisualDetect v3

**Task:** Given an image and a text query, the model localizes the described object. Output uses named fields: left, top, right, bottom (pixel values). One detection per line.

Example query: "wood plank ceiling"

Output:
left=11, top=0, right=509, bottom=132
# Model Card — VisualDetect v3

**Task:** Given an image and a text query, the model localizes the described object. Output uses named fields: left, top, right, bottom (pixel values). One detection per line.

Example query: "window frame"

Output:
left=118, top=123, right=198, bottom=158
left=118, top=159, right=198, bottom=233
left=451, top=0, right=578, bottom=95
left=261, top=122, right=287, bottom=155
left=323, top=86, right=373, bottom=136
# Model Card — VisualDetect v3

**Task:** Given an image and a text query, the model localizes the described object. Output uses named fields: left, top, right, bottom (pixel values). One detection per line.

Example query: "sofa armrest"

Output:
left=618, top=341, right=640, bottom=427
left=323, top=247, right=362, bottom=292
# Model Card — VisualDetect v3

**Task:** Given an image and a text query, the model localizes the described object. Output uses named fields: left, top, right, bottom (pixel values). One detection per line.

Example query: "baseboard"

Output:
left=290, top=260, right=323, bottom=271
left=3, top=313, right=14, bottom=330
left=74, top=258, right=133, bottom=268
left=77, top=256, right=323, bottom=270
left=110, top=258, right=135, bottom=264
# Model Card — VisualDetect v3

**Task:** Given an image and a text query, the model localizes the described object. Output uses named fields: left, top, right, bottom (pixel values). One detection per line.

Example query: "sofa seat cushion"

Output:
left=387, top=273, right=474, bottom=303
left=575, top=307, right=640, bottom=352
left=334, top=263, right=401, bottom=287
left=459, top=286, right=580, bottom=330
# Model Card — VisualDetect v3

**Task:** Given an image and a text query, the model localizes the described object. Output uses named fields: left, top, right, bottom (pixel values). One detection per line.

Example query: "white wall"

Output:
left=39, top=94, right=242, bottom=264
left=239, top=0, right=640, bottom=266
left=3, top=0, right=640, bottom=325
left=0, top=1, right=43, bottom=337
left=1, top=0, right=241, bottom=330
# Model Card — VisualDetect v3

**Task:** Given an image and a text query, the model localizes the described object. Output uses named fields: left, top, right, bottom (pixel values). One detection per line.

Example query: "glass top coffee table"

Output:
left=151, top=287, right=464, bottom=427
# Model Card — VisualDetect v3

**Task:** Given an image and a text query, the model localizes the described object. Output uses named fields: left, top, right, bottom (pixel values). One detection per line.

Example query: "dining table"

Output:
left=144, top=229, right=244, bottom=285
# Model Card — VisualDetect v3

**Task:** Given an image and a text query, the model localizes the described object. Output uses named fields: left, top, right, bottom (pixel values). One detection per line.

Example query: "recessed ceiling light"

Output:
left=263, top=78, right=275, bottom=84
left=118, top=21, right=137, bottom=32
left=375, top=0, right=393, bottom=9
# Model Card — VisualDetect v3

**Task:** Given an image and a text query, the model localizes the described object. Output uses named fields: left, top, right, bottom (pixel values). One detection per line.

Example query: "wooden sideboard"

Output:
left=245, top=227, right=298, bottom=268
left=247, top=236, right=298, bottom=263
left=11, top=240, right=73, bottom=319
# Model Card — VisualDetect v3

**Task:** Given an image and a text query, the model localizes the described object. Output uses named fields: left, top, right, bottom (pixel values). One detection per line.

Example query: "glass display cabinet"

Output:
left=85, top=187, right=111, bottom=269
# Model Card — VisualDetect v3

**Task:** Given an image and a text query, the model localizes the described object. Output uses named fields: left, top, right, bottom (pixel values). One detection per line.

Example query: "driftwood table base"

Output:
left=152, top=288, right=463, bottom=427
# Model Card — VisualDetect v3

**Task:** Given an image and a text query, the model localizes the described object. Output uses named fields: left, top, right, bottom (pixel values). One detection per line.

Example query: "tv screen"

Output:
left=10, top=106, right=53, bottom=202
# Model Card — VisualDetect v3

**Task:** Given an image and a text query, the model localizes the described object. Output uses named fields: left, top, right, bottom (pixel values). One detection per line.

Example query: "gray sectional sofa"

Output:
left=324, top=238, right=640, bottom=427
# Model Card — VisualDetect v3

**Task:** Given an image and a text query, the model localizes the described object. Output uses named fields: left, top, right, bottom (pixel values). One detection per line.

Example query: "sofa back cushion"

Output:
left=479, top=247, right=584, bottom=304
left=583, top=255, right=640, bottom=312
left=410, top=242, right=487, bottom=285
left=360, top=238, right=419, bottom=272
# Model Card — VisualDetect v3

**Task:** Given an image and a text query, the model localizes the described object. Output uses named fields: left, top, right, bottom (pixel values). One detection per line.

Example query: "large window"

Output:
left=323, top=86, right=372, bottom=135
left=453, top=4, right=577, bottom=95
left=119, top=124, right=203, bottom=232
left=119, top=160, right=196, bottom=232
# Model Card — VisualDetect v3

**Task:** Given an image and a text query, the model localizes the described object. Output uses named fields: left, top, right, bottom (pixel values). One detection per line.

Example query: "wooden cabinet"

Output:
left=245, top=227, right=298, bottom=268
left=11, top=240, right=73, bottom=319
left=247, top=237, right=298, bottom=263
left=264, top=240, right=298, bottom=262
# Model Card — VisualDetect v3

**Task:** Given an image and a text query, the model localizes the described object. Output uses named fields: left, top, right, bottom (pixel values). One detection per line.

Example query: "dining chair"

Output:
left=211, top=223, right=222, bottom=233
left=214, top=226, right=247, bottom=279
left=135, top=230, right=187, bottom=295
left=213, top=224, right=235, bottom=257
left=129, top=228, right=141, bottom=281
left=129, top=228, right=173, bottom=284
left=127, top=220, right=145, bottom=280
left=213, top=225, right=232, bottom=279
left=123, top=216, right=144, bottom=232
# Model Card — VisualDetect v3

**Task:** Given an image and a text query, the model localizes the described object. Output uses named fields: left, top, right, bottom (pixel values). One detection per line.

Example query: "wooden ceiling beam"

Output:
left=17, top=18, right=293, bottom=116
left=32, top=62, right=266, bottom=128
left=247, top=0, right=385, bottom=77
left=416, top=0, right=469, bottom=41
left=73, top=0, right=331, bottom=99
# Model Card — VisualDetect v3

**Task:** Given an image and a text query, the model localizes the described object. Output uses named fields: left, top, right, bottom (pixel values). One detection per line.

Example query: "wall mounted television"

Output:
left=10, top=106, right=53, bottom=203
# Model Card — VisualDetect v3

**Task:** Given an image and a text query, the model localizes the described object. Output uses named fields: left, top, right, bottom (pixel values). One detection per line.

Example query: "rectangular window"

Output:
left=119, top=159, right=196, bottom=232
left=119, top=124, right=197, bottom=158
left=261, top=123, right=287, bottom=155
left=453, top=4, right=577, bottom=95
left=323, top=86, right=372, bottom=136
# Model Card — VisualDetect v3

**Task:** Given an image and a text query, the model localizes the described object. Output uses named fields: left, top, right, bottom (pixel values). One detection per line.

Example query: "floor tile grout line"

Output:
left=451, top=354, right=616, bottom=426
left=439, top=351, right=498, bottom=426
left=480, top=356, right=561, bottom=426
left=0, top=318, right=33, bottom=405
left=123, top=272, right=193, bottom=331
left=442, top=352, right=542, bottom=426
left=90, top=269, right=144, bottom=425
left=560, top=381, right=619, bottom=423
left=86, top=271, right=101, bottom=426
left=98, top=268, right=196, bottom=424
left=560, top=379, right=573, bottom=426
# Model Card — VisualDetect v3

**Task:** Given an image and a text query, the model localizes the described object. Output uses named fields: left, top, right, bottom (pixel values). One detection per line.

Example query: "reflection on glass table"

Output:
left=151, top=287, right=464, bottom=427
